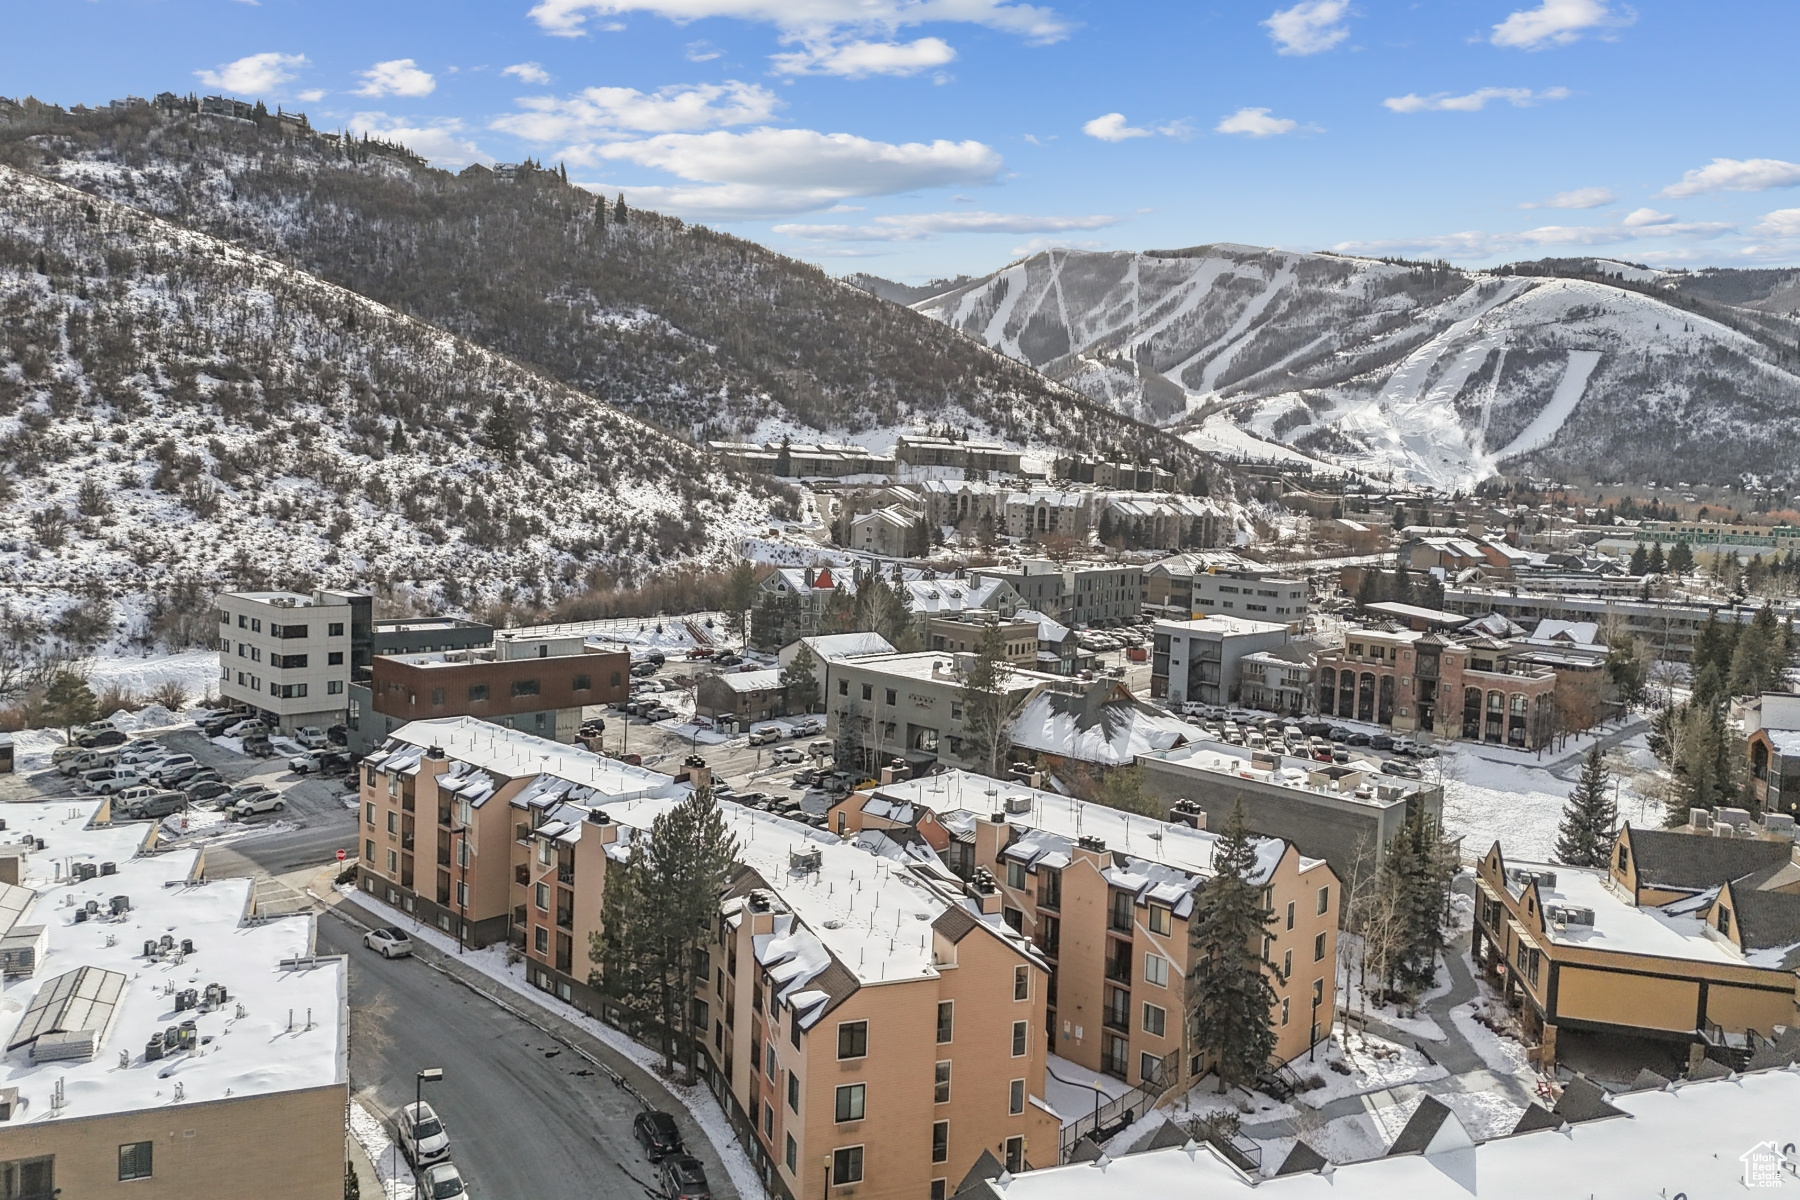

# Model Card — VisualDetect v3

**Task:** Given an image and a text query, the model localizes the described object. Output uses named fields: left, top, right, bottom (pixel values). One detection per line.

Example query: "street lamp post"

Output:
left=413, top=1067, right=443, bottom=1200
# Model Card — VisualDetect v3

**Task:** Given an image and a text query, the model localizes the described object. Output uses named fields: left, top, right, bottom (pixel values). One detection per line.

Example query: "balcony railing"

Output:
left=401, top=834, right=415, bottom=850
left=515, top=865, right=530, bottom=886
left=437, top=849, right=452, bottom=866
left=438, top=807, right=453, bottom=827
left=1107, top=909, right=1135, bottom=935
left=556, top=909, right=573, bottom=931
left=1104, top=957, right=1131, bottom=985
left=401, top=795, right=415, bottom=812
left=557, top=864, right=574, bottom=885
left=1103, top=1006, right=1131, bottom=1033
left=1035, top=935, right=1059, bottom=958
left=516, top=823, right=531, bottom=845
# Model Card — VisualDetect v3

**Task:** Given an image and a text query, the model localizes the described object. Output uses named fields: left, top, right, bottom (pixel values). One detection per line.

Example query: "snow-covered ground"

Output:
left=1043, top=1053, right=1134, bottom=1128
left=1288, top=1030, right=1448, bottom=1107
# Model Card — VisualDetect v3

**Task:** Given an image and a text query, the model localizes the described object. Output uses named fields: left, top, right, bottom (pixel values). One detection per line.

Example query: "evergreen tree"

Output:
left=958, top=620, right=1021, bottom=778
left=42, top=670, right=97, bottom=739
left=1646, top=542, right=1665, bottom=574
left=614, top=193, right=628, bottom=224
left=782, top=641, right=821, bottom=713
left=750, top=587, right=800, bottom=651
left=594, top=194, right=607, bottom=230
left=483, top=396, right=519, bottom=461
left=1628, top=544, right=1649, bottom=575
left=1667, top=541, right=1695, bottom=575
left=1729, top=605, right=1783, bottom=697
left=1392, top=564, right=1415, bottom=605
left=1376, top=806, right=1457, bottom=997
left=1190, top=470, right=1210, bottom=497
left=1605, top=636, right=1646, bottom=705
left=1187, top=804, right=1278, bottom=1091
left=723, top=559, right=757, bottom=639
left=1554, top=745, right=1617, bottom=867
left=774, top=437, right=792, bottom=477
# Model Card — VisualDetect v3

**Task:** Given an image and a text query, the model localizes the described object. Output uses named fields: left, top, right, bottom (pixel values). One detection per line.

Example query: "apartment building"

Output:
left=1008, top=679, right=1193, bottom=774
left=978, top=561, right=1143, bottom=629
left=1149, top=617, right=1290, bottom=707
left=1742, top=692, right=1800, bottom=816
left=351, top=638, right=629, bottom=755
left=1099, top=494, right=1226, bottom=552
left=1139, top=552, right=1255, bottom=620
left=1002, top=493, right=1092, bottom=543
left=355, top=717, right=684, bottom=948
left=1190, top=571, right=1308, bottom=631
left=1313, top=630, right=1558, bottom=749
left=1473, top=822, right=1800, bottom=1068
left=823, top=652, right=1061, bottom=775
left=0, top=800, right=346, bottom=1200
left=1440, top=588, right=1790, bottom=664
left=709, top=441, right=897, bottom=479
left=1058, top=458, right=1177, bottom=492
left=215, top=588, right=371, bottom=731
left=1236, top=646, right=1313, bottom=716
left=1138, top=743, right=1443, bottom=880
left=835, top=772, right=1341, bottom=1088
left=895, top=435, right=1024, bottom=477
left=904, top=577, right=1021, bottom=623
left=926, top=615, right=1042, bottom=665
left=850, top=506, right=920, bottom=558
left=706, top=811, right=1059, bottom=1200
left=918, top=480, right=1004, bottom=533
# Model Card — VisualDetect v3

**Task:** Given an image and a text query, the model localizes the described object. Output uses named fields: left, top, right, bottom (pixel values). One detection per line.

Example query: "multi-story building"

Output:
left=1149, top=617, right=1290, bottom=707
left=757, top=567, right=854, bottom=645
left=1742, top=692, right=1800, bottom=816
left=1191, top=570, right=1308, bottom=631
left=1313, top=629, right=1558, bottom=749
left=978, top=562, right=1143, bottom=629
left=1139, top=552, right=1255, bottom=620
left=1440, top=588, right=1794, bottom=664
left=1139, top=743, right=1443, bottom=880
left=709, top=441, right=897, bottom=479
left=904, top=576, right=1022, bottom=624
left=1473, top=819, right=1800, bottom=1068
left=895, top=435, right=1024, bottom=477
left=1098, top=494, right=1226, bottom=551
left=1235, top=645, right=1315, bottom=716
left=1058, top=458, right=1177, bottom=492
left=917, top=480, right=1004, bottom=534
left=350, top=637, right=630, bottom=755
left=215, top=588, right=371, bottom=731
left=850, top=506, right=921, bottom=558
left=356, top=717, right=685, bottom=948
left=696, top=668, right=790, bottom=726
left=926, top=615, right=1042, bottom=666
left=834, top=771, right=1341, bottom=1089
left=0, top=798, right=346, bottom=1200
left=1008, top=679, right=1193, bottom=775
left=1003, top=493, right=1092, bottom=543
left=823, top=652, right=1060, bottom=775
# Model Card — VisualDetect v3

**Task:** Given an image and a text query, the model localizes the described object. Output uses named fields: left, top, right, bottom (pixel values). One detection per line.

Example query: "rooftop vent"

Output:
left=426, top=745, right=446, bottom=760
left=788, top=847, right=823, bottom=875
left=1077, top=835, right=1108, bottom=854
left=586, top=809, right=612, bottom=825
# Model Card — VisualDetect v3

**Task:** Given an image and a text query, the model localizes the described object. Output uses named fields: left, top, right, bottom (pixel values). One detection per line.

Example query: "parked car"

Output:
left=808, top=739, right=833, bottom=758
left=659, top=1155, right=711, bottom=1200
left=231, top=791, right=286, bottom=818
left=748, top=728, right=781, bottom=746
left=326, top=724, right=349, bottom=746
left=633, top=1110, right=684, bottom=1161
left=241, top=735, right=274, bottom=758
left=60, top=748, right=119, bottom=776
left=1327, top=726, right=1353, bottom=742
left=1331, top=747, right=1351, bottom=764
left=293, top=726, right=328, bottom=750
left=1370, top=734, right=1395, bottom=751
left=185, top=780, right=232, bottom=805
left=630, top=661, right=659, bottom=678
left=772, top=747, right=805, bottom=765
left=396, top=1100, right=448, bottom=1164
left=365, top=927, right=415, bottom=960
left=78, top=727, right=128, bottom=749
left=714, top=652, right=743, bottom=667
left=113, top=785, right=163, bottom=806
left=1412, top=744, right=1441, bottom=759
left=84, top=767, right=145, bottom=795
left=420, top=1161, right=467, bottom=1200
left=288, top=751, right=328, bottom=774
left=1390, top=737, right=1417, bottom=755
left=1345, top=731, right=1373, bottom=747
left=118, top=746, right=171, bottom=767
left=1381, top=759, right=1423, bottom=779
left=224, top=719, right=267, bottom=738
left=146, top=754, right=199, bottom=782
left=121, top=791, right=186, bottom=820
left=157, top=762, right=210, bottom=787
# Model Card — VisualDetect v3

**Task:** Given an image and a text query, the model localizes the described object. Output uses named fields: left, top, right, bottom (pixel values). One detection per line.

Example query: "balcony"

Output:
left=400, top=869, right=413, bottom=889
left=516, top=823, right=531, bottom=845
left=1104, top=956, right=1131, bottom=985
left=1103, top=1004, right=1131, bottom=1034
left=401, top=834, right=415, bottom=851
left=557, top=864, right=574, bottom=885
left=556, top=908, right=573, bottom=931
left=401, top=794, right=415, bottom=813
left=515, top=865, right=530, bottom=887
left=437, top=849, right=452, bottom=866
left=438, top=806, right=453, bottom=827
left=1035, top=934, right=1059, bottom=959
left=1107, top=909, right=1135, bottom=936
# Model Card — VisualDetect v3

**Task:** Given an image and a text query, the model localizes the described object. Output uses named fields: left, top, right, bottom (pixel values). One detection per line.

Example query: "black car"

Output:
left=326, top=724, right=349, bottom=746
left=633, top=1111, right=683, bottom=1161
left=1328, top=726, right=1353, bottom=742
left=1345, top=731, right=1372, bottom=747
left=79, top=728, right=127, bottom=749
left=186, top=780, right=232, bottom=804
left=658, top=1155, right=710, bottom=1200
left=714, top=652, right=743, bottom=667
left=1370, top=733, right=1395, bottom=750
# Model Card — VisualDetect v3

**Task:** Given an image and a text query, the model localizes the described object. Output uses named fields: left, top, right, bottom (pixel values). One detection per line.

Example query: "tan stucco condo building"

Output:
left=831, top=772, right=1341, bottom=1090
left=1474, top=820, right=1800, bottom=1069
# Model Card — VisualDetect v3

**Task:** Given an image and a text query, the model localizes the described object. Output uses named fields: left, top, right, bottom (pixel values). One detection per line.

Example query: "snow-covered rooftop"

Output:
left=904, top=577, right=1012, bottom=615
left=836, top=652, right=1062, bottom=688
left=984, top=1067, right=1800, bottom=1200
left=870, top=770, right=1298, bottom=887
left=1154, top=615, right=1290, bottom=638
left=0, top=802, right=343, bottom=1123
left=1147, top=741, right=1422, bottom=811
left=369, top=717, right=684, bottom=805
left=1009, top=686, right=1192, bottom=767
left=799, top=632, right=897, bottom=660
left=712, top=669, right=786, bottom=694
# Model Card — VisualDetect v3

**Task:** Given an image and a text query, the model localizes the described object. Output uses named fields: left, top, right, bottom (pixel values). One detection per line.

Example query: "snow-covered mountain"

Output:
left=0, top=165, right=782, bottom=627
left=913, top=246, right=1800, bottom=490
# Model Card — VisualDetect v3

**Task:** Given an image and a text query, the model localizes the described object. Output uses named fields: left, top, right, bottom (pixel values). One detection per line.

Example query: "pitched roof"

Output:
left=1553, top=1076, right=1624, bottom=1123
left=1008, top=682, right=1191, bottom=767
left=1275, top=1140, right=1329, bottom=1176
left=1625, top=826, right=1793, bottom=892
left=1386, top=1095, right=1469, bottom=1156
left=932, top=904, right=982, bottom=944
left=1510, top=1104, right=1563, bottom=1135
left=1727, top=885, right=1800, bottom=967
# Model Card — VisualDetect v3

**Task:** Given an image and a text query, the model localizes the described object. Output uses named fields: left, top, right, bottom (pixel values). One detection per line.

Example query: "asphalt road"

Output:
left=317, top=914, right=734, bottom=1200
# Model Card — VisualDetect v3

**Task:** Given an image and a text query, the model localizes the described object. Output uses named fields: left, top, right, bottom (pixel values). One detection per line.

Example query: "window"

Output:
left=1280, top=997, right=1290, bottom=1026
left=1014, top=964, right=1029, bottom=1001
left=931, top=1121, right=949, bottom=1164
left=534, top=926, right=548, bottom=953
left=329, top=651, right=344, bottom=665
left=1006, top=860, right=1027, bottom=890
left=328, top=680, right=344, bottom=695
left=763, top=1103, right=774, bottom=1138
left=1317, top=885, right=1331, bottom=916
left=573, top=675, right=591, bottom=692
left=766, top=1041, right=778, bottom=1080
left=1147, top=905, right=1172, bottom=936
left=365, top=802, right=376, bottom=827
left=276, top=683, right=308, bottom=699
left=832, top=1146, right=864, bottom=1186
left=932, top=1181, right=947, bottom=1200
left=329, top=622, right=344, bottom=636
left=535, top=883, right=549, bottom=910
left=1314, top=931, right=1328, bottom=962
left=250, top=618, right=261, bottom=633
left=1282, top=950, right=1292, bottom=980
left=1011, top=1020, right=1027, bottom=1057
left=837, top=1020, right=867, bottom=1060
left=861, top=683, right=873, bottom=701
left=936, top=1001, right=953, bottom=1044
left=1008, top=1078, right=1025, bottom=1115
left=1, top=1156, right=54, bottom=1198
left=835, top=1083, right=866, bottom=1122
left=1717, top=906, right=1733, bottom=936
left=432, top=688, right=445, bottom=706
left=788, top=1072, right=800, bottom=1112
left=1143, top=1003, right=1166, bottom=1037
left=387, top=849, right=398, bottom=872
left=785, top=1135, right=797, bottom=1174
left=364, top=839, right=375, bottom=862
left=468, top=684, right=489, bottom=702
left=271, top=653, right=308, bottom=669
left=119, top=1141, right=153, bottom=1181
left=838, top=679, right=849, bottom=696
left=512, top=679, right=541, bottom=697
left=933, top=1061, right=951, bottom=1104
left=1002, top=906, right=1023, bottom=933
left=456, top=881, right=467, bottom=907
left=1005, top=1136, right=1023, bottom=1174
left=791, top=1009, right=802, bottom=1049
left=1286, top=901, right=1296, bottom=931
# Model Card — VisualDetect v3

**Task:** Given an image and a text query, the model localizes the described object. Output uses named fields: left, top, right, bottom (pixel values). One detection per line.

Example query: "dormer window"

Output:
left=1716, top=906, right=1732, bottom=937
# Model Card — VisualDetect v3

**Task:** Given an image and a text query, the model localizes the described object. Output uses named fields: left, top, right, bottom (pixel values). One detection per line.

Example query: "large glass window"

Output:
left=837, top=1020, right=867, bottom=1060
left=834, top=1083, right=866, bottom=1123
left=832, top=1146, right=864, bottom=1185
left=118, top=1143, right=152, bottom=1182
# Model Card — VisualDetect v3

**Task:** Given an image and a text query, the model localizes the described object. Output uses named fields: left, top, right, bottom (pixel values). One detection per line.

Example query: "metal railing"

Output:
left=1055, top=1049, right=1181, bottom=1162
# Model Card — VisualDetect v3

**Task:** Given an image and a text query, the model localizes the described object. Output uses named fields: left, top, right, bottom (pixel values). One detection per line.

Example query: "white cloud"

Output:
left=356, top=59, right=437, bottom=98
left=1522, top=185, right=1615, bottom=209
left=1215, top=107, right=1298, bottom=137
left=685, top=40, right=723, bottom=61
left=1491, top=0, right=1632, bottom=49
left=493, top=81, right=780, bottom=141
left=1083, top=113, right=1151, bottom=142
left=773, top=210, right=1115, bottom=241
left=1622, top=207, right=1673, bottom=227
left=1262, top=0, right=1351, bottom=56
left=296, top=89, right=327, bottom=103
left=1660, top=157, right=1800, bottom=198
left=1383, top=86, right=1569, bottom=113
left=1753, top=209, right=1800, bottom=238
left=503, top=62, right=554, bottom=85
left=1011, top=235, right=1107, bottom=255
left=527, top=0, right=1070, bottom=43
left=348, top=113, right=489, bottom=168
left=194, top=52, right=308, bottom=94
left=1334, top=217, right=1733, bottom=259
left=575, top=127, right=1003, bottom=218
left=772, top=37, right=956, bottom=77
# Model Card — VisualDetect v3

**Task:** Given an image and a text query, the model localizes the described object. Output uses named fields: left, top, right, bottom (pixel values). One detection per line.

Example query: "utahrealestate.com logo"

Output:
left=1741, top=1141, right=1799, bottom=1188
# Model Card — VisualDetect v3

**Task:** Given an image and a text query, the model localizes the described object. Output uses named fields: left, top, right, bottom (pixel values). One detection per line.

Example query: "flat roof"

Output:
left=371, top=717, right=682, bottom=805
left=0, top=803, right=344, bottom=1121
left=833, top=652, right=1064, bottom=687
left=218, top=590, right=345, bottom=608
left=1154, top=615, right=1290, bottom=637
left=1145, top=740, right=1422, bottom=810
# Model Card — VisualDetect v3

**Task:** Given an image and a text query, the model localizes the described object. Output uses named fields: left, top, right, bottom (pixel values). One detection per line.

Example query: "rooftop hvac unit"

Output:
left=31, top=1030, right=97, bottom=1063
left=1004, top=794, right=1032, bottom=814
left=788, top=848, right=823, bottom=875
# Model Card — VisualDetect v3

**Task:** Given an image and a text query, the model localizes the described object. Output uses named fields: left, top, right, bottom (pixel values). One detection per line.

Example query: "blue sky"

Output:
left=7, top=1, right=1799, bottom=281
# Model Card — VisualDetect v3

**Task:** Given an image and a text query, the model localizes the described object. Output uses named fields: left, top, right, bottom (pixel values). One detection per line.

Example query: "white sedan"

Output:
left=363, top=927, right=414, bottom=959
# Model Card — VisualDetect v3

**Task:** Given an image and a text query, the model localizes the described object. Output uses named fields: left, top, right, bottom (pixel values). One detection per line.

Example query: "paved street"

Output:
left=318, top=908, right=738, bottom=1200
